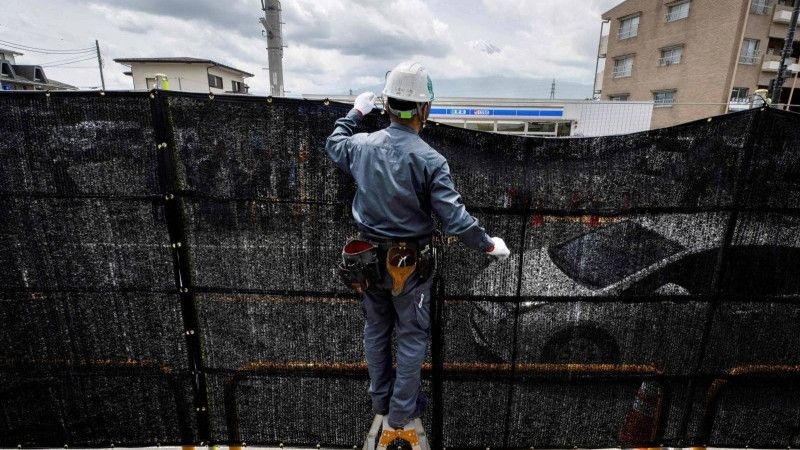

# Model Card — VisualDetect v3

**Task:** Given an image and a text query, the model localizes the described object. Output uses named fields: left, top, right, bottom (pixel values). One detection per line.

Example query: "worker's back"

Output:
left=346, top=122, right=444, bottom=239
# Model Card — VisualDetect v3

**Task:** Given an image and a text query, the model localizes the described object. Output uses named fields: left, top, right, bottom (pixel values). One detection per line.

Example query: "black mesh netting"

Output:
left=1, top=90, right=799, bottom=449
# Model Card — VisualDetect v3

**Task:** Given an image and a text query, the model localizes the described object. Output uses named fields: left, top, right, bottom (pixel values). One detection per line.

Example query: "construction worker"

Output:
left=326, top=61, right=510, bottom=442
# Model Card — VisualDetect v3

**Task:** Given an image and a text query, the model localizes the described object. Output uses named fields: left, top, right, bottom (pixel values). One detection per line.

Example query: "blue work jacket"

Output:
left=325, top=109, right=493, bottom=252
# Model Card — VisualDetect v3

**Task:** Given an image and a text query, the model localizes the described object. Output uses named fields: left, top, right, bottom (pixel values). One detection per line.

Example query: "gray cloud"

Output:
left=86, top=0, right=258, bottom=36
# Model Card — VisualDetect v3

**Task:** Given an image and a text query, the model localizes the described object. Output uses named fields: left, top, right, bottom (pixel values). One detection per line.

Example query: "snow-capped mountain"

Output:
left=468, top=39, right=502, bottom=55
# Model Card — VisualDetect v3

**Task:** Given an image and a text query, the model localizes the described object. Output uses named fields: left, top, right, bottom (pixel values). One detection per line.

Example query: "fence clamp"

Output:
left=164, top=193, right=174, bottom=201
left=180, top=287, right=189, bottom=293
left=172, top=242, right=182, bottom=248
left=185, top=329, right=195, bottom=335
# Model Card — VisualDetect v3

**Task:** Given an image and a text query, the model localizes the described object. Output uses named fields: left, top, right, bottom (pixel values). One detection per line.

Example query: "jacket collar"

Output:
left=388, top=121, right=418, bottom=135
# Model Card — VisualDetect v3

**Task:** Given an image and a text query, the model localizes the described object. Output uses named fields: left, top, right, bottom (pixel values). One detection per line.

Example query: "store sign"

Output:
left=430, top=106, right=563, bottom=118
left=1, top=84, right=12, bottom=91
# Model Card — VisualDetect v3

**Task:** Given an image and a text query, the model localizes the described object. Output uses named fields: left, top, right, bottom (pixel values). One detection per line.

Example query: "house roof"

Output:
left=113, top=57, right=254, bottom=77
left=0, top=48, right=24, bottom=56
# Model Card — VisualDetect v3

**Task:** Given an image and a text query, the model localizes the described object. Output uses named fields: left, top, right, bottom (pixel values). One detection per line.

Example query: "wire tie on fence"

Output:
left=707, top=117, right=712, bottom=122
left=323, top=98, right=330, bottom=106
left=150, top=93, right=155, bottom=99
left=110, top=444, right=114, bottom=448
left=45, top=91, right=51, bottom=97
left=180, top=287, right=189, bottom=293
left=209, top=94, right=214, bottom=100
left=279, top=442, right=284, bottom=448
left=316, top=444, right=321, bottom=449
left=267, top=96, right=273, bottom=103
left=201, top=406, right=206, bottom=411
left=100, top=91, right=106, bottom=96
left=156, top=443, right=160, bottom=447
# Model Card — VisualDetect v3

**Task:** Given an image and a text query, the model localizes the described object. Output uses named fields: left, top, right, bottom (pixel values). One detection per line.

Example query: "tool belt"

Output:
left=338, top=235, right=436, bottom=295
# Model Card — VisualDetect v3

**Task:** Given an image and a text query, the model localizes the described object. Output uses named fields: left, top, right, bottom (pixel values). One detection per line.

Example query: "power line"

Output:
left=39, top=53, right=101, bottom=66
left=42, top=56, right=96, bottom=68
left=0, top=38, right=94, bottom=54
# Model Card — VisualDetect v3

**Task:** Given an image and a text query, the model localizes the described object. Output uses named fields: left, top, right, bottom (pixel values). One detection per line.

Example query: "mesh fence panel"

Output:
left=1, top=90, right=799, bottom=448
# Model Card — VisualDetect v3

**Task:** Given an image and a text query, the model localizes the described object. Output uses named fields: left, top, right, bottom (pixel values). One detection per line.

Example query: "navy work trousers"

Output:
left=362, top=272, right=432, bottom=428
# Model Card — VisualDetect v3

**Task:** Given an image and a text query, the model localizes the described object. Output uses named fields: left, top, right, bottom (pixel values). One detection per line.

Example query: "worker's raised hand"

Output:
left=354, top=91, right=377, bottom=116
left=487, top=237, right=510, bottom=261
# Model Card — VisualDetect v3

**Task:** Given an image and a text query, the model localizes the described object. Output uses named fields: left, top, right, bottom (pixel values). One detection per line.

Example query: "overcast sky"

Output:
left=1, top=0, right=620, bottom=95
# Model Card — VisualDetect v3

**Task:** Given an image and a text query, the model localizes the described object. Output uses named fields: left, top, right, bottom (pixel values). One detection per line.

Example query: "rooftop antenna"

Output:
left=549, top=78, right=556, bottom=100
left=259, top=0, right=284, bottom=97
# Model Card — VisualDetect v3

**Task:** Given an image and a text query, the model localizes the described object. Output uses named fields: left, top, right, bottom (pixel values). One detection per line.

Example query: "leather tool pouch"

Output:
left=386, top=243, right=417, bottom=296
left=338, top=239, right=381, bottom=293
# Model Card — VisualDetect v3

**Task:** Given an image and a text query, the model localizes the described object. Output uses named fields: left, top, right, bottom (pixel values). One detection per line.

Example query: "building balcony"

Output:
left=762, top=55, right=799, bottom=72
left=773, top=4, right=798, bottom=24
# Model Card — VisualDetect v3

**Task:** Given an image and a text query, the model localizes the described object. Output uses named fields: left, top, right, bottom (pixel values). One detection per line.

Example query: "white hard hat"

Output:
left=382, top=61, right=434, bottom=103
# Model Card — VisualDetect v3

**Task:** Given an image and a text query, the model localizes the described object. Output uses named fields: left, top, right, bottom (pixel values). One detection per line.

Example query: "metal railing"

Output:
left=751, top=1, right=771, bottom=15
left=612, top=67, right=632, bottom=78
left=658, top=56, right=681, bottom=66
left=739, top=52, right=761, bottom=65
left=665, top=9, right=690, bottom=22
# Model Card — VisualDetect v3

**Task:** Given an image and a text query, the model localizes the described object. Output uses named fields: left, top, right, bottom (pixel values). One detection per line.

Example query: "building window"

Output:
left=659, top=46, right=683, bottom=66
left=751, top=0, right=771, bottom=14
left=208, top=74, right=223, bottom=89
left=618, top=15, right=640, bottom=39
left=653, top=90, right=676, bottom=107
left=666, top=1, right=690, bottom=22
left=527, top=122, right=558, bottom=136
left=496, top=122, right=525, bottom=133
left=739, top=39, right=760, bottom=64
left=464, top=121, right=495, bottom=132
left=730, top=87, right=750, bottom=103
left=609, top=94, right=630, bottom=101
left=231, top=80, right=243, bottom=92
left=613, top=55, right=634, bottom=78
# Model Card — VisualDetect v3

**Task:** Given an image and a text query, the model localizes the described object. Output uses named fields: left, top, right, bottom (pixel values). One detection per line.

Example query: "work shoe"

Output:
left=377, top=416, right=420, bottom=450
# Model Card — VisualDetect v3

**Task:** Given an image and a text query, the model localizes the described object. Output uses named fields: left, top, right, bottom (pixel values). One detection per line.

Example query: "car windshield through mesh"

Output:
left=548, top=221, right=686, bottom=289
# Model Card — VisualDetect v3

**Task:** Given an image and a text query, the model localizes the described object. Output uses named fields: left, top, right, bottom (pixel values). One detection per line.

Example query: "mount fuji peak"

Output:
left=468, top=39, right=502, bottom=55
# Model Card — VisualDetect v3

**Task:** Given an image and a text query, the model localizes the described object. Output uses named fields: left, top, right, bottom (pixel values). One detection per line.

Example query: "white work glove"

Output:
left=354, top=91, right=376, bottom=116
left=486, top=237, right=510, bottom=261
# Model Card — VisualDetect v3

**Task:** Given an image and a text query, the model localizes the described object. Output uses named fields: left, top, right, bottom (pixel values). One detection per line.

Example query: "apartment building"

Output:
left=599, top=0, right=800, bottom=129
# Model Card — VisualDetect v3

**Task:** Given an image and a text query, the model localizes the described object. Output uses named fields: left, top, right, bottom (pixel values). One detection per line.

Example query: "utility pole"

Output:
left=770, top=0, right=800, bottom=104
left=259, top=0, right=284, bottom=97
left=95, top=39, right=105, bottom=90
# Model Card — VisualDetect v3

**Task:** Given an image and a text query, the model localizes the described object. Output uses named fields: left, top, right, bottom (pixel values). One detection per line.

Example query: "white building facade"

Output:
left=304, top=95, right=654, bottom=137
left=114, top=57, right=253, bottom=94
